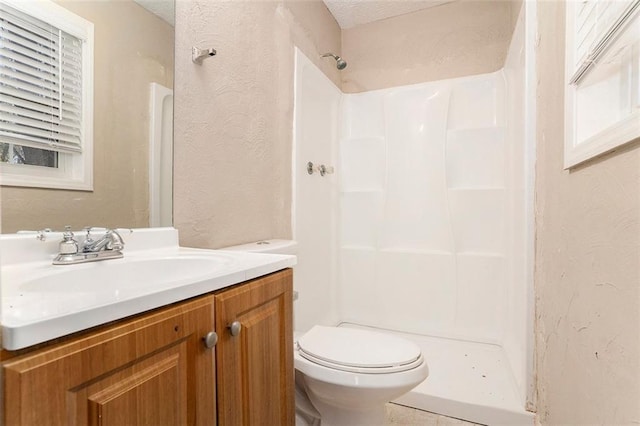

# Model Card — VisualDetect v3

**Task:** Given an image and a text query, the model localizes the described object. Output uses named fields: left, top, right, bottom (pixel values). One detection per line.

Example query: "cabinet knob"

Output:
left=228, top=321, right=242, bottom=337
left=203, top=331, right=218, bottom=348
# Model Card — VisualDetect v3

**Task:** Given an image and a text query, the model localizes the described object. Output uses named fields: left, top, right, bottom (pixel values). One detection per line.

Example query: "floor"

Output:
left=386, top=403, right=481, bottom=426
left=344, top=324, right=534, bottom=425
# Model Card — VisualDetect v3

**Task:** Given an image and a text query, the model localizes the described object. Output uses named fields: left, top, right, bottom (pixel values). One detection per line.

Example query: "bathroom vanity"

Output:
left=0, top=228, right=295, bottom=425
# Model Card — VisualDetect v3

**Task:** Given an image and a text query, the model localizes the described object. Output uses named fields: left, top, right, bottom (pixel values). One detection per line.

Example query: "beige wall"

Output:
left=1, top=0, right=174, bottom=233
left=341, top=0, right=521, bottom=93
left=534, top=1, right=640, bottom=424
left=173, top=0, right=341, bottom=249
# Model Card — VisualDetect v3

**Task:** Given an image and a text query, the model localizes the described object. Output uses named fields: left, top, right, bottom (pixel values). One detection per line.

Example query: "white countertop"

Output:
left=0, top=228, right=296, bottom=350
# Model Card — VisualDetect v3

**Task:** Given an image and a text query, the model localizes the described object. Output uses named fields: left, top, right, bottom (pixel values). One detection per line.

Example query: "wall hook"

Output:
left=192, top=47, right=217, bottom=65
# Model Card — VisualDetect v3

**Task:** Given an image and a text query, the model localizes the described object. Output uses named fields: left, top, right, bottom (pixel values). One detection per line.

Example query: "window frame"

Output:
left=0, top=0, right=94, bottom=190
left=564, top=0, right=640, bottom=169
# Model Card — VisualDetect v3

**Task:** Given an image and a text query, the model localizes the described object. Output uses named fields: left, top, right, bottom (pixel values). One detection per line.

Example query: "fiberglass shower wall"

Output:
left=294, top=7, right=533, bottom=410
left=338, top=73, right=508, bottom=343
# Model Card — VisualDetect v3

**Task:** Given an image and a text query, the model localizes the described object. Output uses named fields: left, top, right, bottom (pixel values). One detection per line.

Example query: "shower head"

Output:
left=322, top=52, right=347, bottom=70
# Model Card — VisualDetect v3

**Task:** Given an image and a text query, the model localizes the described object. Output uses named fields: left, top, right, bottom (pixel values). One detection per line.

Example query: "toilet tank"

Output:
left=220, top=239, right=298, bottom=256
left=221, top=240, right=299, bottom=303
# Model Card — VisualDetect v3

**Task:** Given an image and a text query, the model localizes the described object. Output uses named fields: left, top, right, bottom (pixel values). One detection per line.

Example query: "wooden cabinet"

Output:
left=2, top=269, right=294, bottom=426
left=2, top=295, right=216, bottom=426
left=214, top=269, right=294, bottom=426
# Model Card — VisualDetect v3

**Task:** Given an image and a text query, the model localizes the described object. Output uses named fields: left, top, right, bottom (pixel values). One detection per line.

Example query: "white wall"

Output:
left=293, top=49, right=341, bottom=332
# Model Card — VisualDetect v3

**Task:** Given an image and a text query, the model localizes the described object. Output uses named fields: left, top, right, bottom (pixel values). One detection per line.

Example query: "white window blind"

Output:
left=571, top=0, right=640, bottom=84
left=0, top=3, right=83, bottom=154
left=565, top=0, right=640, bottom=168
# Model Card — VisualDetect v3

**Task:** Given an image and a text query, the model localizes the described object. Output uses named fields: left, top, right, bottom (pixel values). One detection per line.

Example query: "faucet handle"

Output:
left=62, top=226, right=74, bottom=239
left=36, top=228, right=53, bottom=242
left=80, top=226, right=97, bottom=252
left=58, top=226, right=78, bottom=255
left=82, top=226, right=96, bottom=241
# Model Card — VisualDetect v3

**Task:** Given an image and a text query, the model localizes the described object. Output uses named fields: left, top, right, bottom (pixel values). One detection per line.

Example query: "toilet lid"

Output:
left=297, top=326, right=423, bottom=374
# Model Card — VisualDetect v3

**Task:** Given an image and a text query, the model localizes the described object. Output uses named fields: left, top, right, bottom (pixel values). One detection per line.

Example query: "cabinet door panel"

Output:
left=215, top=269, right=294, bottom=426
left=82, top=348, right=187, bottom=426
left=3, top=296, right=216, bottom=426
left=87, top=355, right=183, bottom=426
left=242, top=301, right=282, bottom=425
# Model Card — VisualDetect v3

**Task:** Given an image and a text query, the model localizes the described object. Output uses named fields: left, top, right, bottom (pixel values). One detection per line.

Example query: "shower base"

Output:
left=341, top=323, right=534, bottom=425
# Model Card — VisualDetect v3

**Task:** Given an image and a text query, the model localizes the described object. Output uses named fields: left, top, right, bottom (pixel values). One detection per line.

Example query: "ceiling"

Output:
left=133, top=0, right=457, bottom=33
left=322, top=0, right=457, bottom=29
left=133, top=0, right=174, bottom=26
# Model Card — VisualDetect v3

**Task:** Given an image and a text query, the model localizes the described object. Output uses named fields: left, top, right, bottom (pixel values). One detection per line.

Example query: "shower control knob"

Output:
left=203, top=331, right=218, bottom=348
left=228, top=321, right=242, bottom=337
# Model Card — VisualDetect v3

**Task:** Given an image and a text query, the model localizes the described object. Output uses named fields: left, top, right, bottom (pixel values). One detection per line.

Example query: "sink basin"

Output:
left=20, top=255, right=235, bottom=294
left=3, top=251, right=240, bottom=328
left=1, top=229, right=296, bottom=351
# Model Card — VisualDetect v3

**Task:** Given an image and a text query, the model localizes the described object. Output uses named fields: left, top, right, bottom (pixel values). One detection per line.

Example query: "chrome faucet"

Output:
left=81, top=228, right=125, bottom=253
left=53, top=227, right=126, bottom=265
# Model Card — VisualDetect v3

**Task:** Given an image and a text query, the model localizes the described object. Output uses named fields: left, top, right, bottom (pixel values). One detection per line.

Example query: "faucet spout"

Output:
left=82, top=229, right=125, bottom=253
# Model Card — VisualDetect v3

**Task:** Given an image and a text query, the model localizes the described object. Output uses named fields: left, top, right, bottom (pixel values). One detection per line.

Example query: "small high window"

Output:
left=564, top=0, right=640, bottom=168
left=0, top=0, right=93, bottom=190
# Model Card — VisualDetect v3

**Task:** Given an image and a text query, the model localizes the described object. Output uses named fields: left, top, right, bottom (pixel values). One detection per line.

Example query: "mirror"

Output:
left=0, top=0, right=174, bottom=233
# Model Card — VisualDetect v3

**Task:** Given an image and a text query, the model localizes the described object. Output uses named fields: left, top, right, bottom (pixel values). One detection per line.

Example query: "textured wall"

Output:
left=1, top=0, right=174, bottom=232
left=173, top=1, right=341, bottom=249
left=341, top=0, right=521, bottom=93
left=534, top=1, right=640, bottom=424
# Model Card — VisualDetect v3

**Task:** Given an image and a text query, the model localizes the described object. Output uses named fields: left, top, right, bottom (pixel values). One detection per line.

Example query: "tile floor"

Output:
left=385, top=403, right=483, bottom=426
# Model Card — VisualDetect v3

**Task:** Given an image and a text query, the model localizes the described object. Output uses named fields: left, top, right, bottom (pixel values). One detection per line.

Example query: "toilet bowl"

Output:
left=295, top=325, right=428, bottom=425
left=221, top=240, right=429, bottom=426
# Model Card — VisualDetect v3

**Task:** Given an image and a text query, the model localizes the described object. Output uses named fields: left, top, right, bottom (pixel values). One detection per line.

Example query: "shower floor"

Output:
left=341, top=324, right=534, bottom=426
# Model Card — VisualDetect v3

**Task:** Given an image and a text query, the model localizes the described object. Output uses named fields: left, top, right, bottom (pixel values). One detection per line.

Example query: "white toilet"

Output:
left=221, top=240, right=429, bottom=426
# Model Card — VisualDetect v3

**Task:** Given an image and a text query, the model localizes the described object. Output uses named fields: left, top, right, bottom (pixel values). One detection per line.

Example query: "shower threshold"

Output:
left=340, top=323, right=534, bottom=426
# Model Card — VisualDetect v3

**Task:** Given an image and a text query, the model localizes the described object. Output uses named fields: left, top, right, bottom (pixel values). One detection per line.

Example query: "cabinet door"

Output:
left=215, top=269, right=294, bottom=426
left=3, top=295, right=216, bottom=426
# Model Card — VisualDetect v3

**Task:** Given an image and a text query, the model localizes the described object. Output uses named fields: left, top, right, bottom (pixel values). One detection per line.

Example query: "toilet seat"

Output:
left=297, top=326, right=424, bottom=374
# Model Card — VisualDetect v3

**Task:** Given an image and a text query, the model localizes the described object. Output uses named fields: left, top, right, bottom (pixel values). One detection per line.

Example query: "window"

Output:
left=564, top=0, right=640, bottom=168
left=0, top=0, right=93, bottom=190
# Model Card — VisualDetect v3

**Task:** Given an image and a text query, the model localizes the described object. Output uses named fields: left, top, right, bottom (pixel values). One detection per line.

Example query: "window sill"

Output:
left=0, top=162, right=93, bottom=191
left=564, top=110, right=640, bottom=169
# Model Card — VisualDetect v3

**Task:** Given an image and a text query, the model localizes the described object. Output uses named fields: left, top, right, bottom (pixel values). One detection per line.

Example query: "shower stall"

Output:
left=293, top=5, right=536, bottom=425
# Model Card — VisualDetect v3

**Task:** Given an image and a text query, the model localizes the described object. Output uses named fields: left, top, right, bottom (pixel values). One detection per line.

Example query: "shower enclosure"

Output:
left=293, top=5, right=536, bottom=424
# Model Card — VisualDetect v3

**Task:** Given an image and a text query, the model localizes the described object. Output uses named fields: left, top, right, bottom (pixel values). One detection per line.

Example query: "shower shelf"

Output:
left=340, top=245, right=377, bottom=251
left=340, top=188, right=505, bottom=193
left=340, top=188, right=384, bottom=194
left=457, top=251, right=504, bottom=258
left=379, top=247, right=454, bottom=255
left=447, top=187, right=505, bottom=191
left=339, top=246, right=454, bottom=256
left=339, top=136, right=385, bottom=143
left=339, top=246, right=504, bottom=258
left=446, top=125, right=507, bottom=133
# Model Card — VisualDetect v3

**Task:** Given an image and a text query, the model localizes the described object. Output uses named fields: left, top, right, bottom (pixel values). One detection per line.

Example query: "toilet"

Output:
left=221, top=240, right=429, bottom=426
